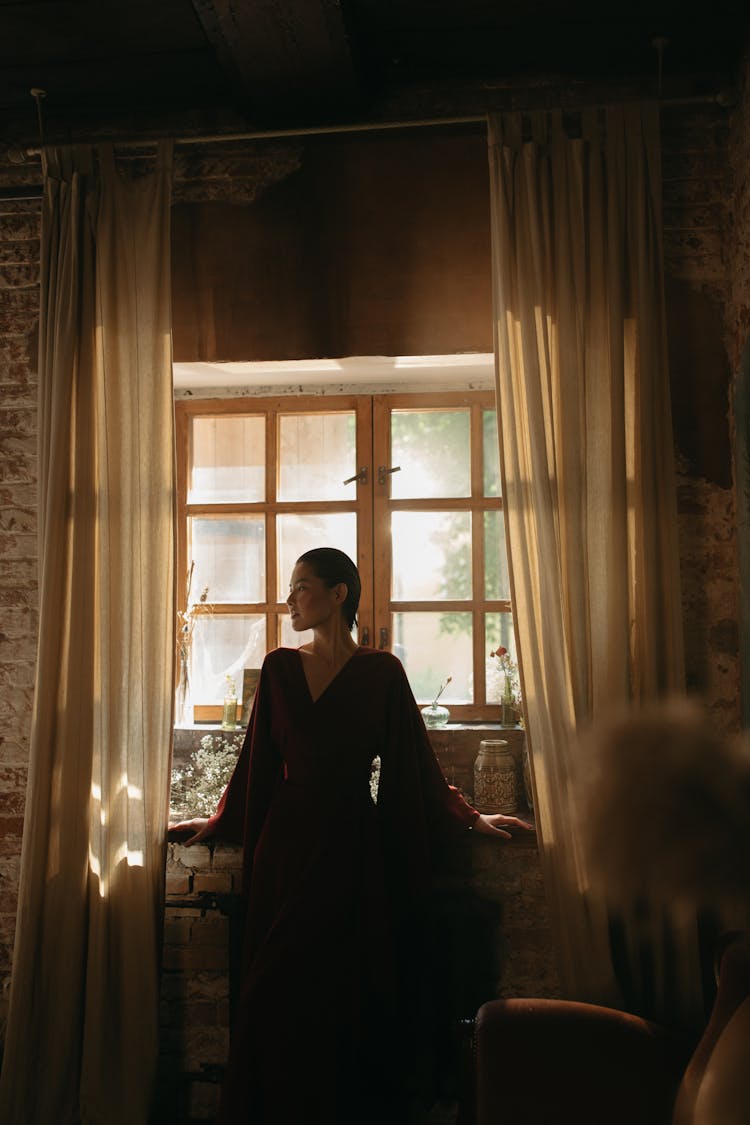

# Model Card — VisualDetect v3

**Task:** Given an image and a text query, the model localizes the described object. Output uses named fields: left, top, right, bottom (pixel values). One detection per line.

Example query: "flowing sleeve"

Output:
left=205, top=656, right=282, bottom=865
left=376, top=654, right=478, bottom=900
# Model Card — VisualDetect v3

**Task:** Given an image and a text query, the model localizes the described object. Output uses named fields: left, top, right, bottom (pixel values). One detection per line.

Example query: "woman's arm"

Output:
left=168, top=817, right=212, bottom=846
left=473, top=812, right=532, bottom=838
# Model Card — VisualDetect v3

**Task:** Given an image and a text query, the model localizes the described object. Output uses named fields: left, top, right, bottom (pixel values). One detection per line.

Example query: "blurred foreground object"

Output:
left=579, top=698, right=750, bottom=913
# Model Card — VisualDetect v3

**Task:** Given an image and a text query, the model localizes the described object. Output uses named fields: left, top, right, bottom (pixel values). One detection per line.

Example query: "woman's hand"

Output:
left=168, top=817, right=212, bottom=846
left=473, top=812, right=534, bottom=840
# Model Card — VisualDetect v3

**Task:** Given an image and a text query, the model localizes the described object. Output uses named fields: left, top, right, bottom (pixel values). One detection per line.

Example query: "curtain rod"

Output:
left=0, top=91, right=730, bottom=200
left=23, top=92, right=730, bottom=154
left=15, top=112, right=485, bottom=158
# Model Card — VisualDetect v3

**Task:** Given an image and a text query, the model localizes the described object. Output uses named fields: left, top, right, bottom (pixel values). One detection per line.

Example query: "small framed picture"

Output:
left=241, top=668, right=261, bottom=726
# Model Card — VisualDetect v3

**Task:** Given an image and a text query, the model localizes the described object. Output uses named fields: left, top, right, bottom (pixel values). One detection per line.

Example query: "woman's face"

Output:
left=286, top=562, right=345, bottom=632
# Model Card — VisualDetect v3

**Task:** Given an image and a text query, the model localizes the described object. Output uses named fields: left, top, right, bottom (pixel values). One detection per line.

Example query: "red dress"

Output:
left=206, top=646, right=478, bottom=1124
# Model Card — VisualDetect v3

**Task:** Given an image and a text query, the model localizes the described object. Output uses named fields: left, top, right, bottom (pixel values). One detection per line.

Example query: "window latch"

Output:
left=377, top=465, right=401, bottom=486
left=379, top=627, right=389, bottom=650
left=343, top=467, right=368, bottom=485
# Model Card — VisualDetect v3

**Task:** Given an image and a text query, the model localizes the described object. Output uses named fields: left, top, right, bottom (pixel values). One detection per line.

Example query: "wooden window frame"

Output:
left=176, top=389, right=508, bottom=722
left=373, top=391, right=509, bottom=720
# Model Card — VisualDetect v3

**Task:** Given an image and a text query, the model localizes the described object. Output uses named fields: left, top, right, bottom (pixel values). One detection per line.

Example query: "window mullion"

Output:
left=471, top=402, right=487, bottom=707
left=266, top=408, right=278, bottom=646
left=372, top=395, right=391, bottom=649
left=175, top=406, right=190, bottom=676
left=355, top=396, right=375, bottom=646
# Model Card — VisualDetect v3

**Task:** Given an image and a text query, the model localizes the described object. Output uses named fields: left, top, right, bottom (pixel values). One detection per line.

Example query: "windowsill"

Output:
left=171, top=722, right=535, bottom=834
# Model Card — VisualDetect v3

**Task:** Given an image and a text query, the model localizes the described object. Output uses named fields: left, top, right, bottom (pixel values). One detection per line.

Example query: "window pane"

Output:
left=485, top=613, right=517, bottom=703
left=190, top=416, right=265, bottom=503
left=391, top=410, right=470, bottom=498
left=394, top=612, right=473, bottom=703
left=278, top=413, right=356, bottom=501
left=392, top=511, right=471, bottom=600
left=276, top=513, right=357, bottom=599
left=192, top=614, right=266, bottom=704
left=484, top=510, right=510, bottom=600
left=189, top=516, right=265, bottom=603
left=483, top=409, right=501, bottom=498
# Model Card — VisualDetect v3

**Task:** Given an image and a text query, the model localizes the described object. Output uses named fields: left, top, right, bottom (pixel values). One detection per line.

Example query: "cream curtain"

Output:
left=0, top=143, right=175, bottom=1124
left=488, top=105, right=703, bottom=1025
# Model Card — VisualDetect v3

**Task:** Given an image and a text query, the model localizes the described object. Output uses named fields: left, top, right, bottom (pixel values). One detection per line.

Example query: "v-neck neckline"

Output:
left=296, top=646, right=360, bottom=705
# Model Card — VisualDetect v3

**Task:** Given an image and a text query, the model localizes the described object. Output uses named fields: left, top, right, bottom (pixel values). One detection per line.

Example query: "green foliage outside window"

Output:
left=170, top=733, right=243, bottom=820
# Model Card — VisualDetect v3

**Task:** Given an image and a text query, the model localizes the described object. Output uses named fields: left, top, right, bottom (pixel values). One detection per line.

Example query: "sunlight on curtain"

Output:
left=488, top=105, right=703, bottom=1026
left=0, top=143, right=175, bottom=1125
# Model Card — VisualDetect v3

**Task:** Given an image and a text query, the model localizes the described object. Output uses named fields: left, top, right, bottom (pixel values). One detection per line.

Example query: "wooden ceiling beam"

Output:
left=191, top=0, right=361, bottom=123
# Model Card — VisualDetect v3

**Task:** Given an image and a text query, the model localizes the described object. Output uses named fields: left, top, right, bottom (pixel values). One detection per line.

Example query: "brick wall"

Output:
left=662, top=101, right=742, bottom=730
left=157, top=842, right=241, bottom=1123
left=727, top=52, right=750, bottom=374
left=0, top=157, right=40, bottom=1039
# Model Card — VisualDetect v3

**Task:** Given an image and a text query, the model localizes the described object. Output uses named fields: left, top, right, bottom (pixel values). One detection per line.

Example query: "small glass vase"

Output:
left=500, top=694, right=516, bottom=728
left=421, top=703, right=450, bottom=729
left=175, top=652, right=193, bottom=727
left=499, top=669, right=517, bottom=727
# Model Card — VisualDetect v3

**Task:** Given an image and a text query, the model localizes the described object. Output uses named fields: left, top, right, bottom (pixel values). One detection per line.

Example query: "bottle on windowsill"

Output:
left=221, top=675, right=237, bottom=731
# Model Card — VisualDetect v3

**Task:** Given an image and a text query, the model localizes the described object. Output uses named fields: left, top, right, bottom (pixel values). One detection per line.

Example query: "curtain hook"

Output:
left=30, top=87, right=47, bottom=151
left=652, top=38, right=669, bottom=98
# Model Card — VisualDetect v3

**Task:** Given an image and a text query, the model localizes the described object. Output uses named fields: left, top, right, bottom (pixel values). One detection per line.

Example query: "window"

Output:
left=176, top=391, right=515, bottom=721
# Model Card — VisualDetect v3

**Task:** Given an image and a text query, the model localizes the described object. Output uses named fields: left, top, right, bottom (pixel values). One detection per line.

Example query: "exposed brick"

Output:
left=0, top=450, right=36, bottom=485
left=0, top=337, right=37, bottom=366
left=182, top=1026, right=229, bottom=1069
left=181, top=999, right=224, bottom=1028
left=188, top=915, right=229, bottom=946
left=184, top=973, right=229, bottom=1001
left=170, top=842, right=213, bottom=870
left=0, top=663, right=36, bottom=689
left=163, top=916, right=195, bottom=944
left=165, top=872, right=192, bottom=896
left=0, top=764, right=27, bottom=789
left=0, top=239, right=40, bottom=265
left=0, top=605, right=37, bottom=636
left=192, top=873, right=233, bottom=895
left=187, top=1078, right=221, bottom=1121
left=0, top=214, right=40, bottom=241
left=0, top=288, right=38, bottom=330
left=0, top=791, right=26, bottom=816
left=162, top=945, right=229, bottom=972
left=0, top=264, right=40, bottom=289
left=0, top=733, right=31, bottom=764
left=210, top=843, right=244, bottom=873
left=0, top=409, right=36, bottom=436
left=0, top=816, right=23, bottom=839
left=0, top=557, right=37, bottom=584
left=0, top=532, right=36, bottom=560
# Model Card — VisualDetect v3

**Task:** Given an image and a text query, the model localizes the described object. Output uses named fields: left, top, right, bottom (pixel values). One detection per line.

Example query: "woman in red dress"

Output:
left=171, top=548, right=530, bottom=1123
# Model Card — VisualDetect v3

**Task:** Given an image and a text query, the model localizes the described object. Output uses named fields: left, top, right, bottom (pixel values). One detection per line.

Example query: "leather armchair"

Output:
left=473, top=932, right=750, bottom=1125
left=474, top=997, right=689, bottom=1125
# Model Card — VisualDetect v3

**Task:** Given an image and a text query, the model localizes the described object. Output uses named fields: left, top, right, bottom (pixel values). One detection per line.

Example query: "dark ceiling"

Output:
left=2, top=0, right=750, bottom=148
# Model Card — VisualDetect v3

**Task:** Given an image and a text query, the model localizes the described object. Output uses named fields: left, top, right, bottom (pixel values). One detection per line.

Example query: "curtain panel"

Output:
left=0, top=143, right=176, bottom=1124
left=488, top=105, right=703, bottom=1026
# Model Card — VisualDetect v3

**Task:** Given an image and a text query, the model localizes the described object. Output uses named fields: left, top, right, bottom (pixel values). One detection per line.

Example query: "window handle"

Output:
left=360, top=626, right=370, bottom=646
left=377, top=465, right=401, bottom=486
left=379, top=627, right=389, bottom=650
left=343, top=467, right=368, bottom=485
